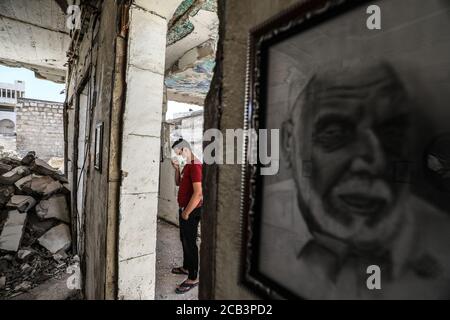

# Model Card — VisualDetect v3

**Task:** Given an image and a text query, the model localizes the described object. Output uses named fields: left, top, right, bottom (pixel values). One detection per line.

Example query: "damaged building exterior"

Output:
left=0, top=0, right=303, bottom=301
left=61, top=0, right=217, bottom=300
left=2, top=0, right=448, bottom=302
left=0, top=0, right=219, bottom=300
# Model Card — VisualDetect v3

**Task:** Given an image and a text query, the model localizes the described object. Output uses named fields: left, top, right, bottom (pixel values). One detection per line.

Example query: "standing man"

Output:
left=170, top=138, right=203, bottom=294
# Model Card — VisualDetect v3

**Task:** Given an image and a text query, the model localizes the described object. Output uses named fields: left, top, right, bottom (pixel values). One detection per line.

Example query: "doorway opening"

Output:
left=154, top=0, right=218, bottom=300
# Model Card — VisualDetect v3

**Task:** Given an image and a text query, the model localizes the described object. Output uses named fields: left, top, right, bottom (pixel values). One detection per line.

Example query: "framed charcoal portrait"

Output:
left=241, top=0, right=450, bottom=299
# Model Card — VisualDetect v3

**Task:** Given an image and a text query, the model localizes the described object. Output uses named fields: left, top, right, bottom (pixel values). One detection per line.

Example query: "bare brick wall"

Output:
left=16, top=98, right=64, bottom=160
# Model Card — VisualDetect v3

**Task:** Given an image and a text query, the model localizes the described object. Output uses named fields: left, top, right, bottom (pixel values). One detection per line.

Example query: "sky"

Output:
left=0, top=65, right=203, bottom=114
left=0, top=65, right=66, bottom=102
left=166, top=101, right=203, bottom=120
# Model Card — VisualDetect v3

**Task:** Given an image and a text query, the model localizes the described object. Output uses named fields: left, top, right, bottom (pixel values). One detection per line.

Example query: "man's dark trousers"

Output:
left=179, top=207, right=201, bottom=280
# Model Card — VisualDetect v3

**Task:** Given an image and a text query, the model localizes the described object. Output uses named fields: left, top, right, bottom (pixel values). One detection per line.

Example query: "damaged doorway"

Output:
left=153, top=0, right=218, bottom=300
left=156, top=101, right=204, bottom=300
left=74, top=79, right=91, bottom=259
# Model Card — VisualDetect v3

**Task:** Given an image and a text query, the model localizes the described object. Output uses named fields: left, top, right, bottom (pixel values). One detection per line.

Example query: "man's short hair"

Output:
left=171, top=138, right=191, bottom=150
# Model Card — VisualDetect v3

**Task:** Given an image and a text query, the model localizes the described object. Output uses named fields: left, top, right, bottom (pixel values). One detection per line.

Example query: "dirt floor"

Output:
left=155, top=219, right=199, bottom=300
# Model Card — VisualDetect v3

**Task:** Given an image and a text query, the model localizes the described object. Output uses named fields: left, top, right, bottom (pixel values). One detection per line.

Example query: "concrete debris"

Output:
left=0, top=163, right=13, bottom=175
left=1, top=254, right=13, bottom=261
left=0, top=241, right=75, bottom=299
left=16, top=175, right=62, bottom=196
left=28, top=216, right=60, bottom=238
left=0, top=185, right=15, bottom=207
left=48, top=157, right=64, bottom=173
left=31, top=159, right=67, bottom=183
left=20, top=263, right=31, bottom=271
left=0, top=152, right=74, bottom=299
left=42, top=180, right=63, bottom=197
left=21, top=152, right=36, bottom=166
left=36, top=195, right=69, bottom=223
left=0, top=210, right=27, bottom=252
left=17, top=249, right=32, bottom=260
left=31, top=176, right=55, bottom=193
left=14, top=281, right=32, bottom=292
left=7, top=195, right=37, bottom=213
left=0, top=166, right=30, bottom=185
left=14, top=174, right=33, bottom=191
left=0, top=157, right=21, bottom=167
left=53, top=250, right=68, bottom=262
left=38, top=224, right=71, bottom=254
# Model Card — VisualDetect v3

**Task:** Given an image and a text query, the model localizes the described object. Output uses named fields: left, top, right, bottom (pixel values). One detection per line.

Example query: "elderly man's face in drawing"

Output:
left=283, top=63, right=413, bottom=248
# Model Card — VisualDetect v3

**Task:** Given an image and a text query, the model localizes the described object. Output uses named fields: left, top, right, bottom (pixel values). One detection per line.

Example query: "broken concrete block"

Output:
left=38, top=224, right=71, bottom=254
left=0, top=163, right=13, bottom=175
left=7, top=195, right=36, bottom=213
left=31, top=176, right=61, bottom=196
left=29, top=176, right=55, bottom=194
left=14, top=174, right=33, bottom=190
left=14, top=281, right=31, bottom=292
left=0, top=185, right=15, bottom=207
left=48, top=157, right=64, bottom=172
left=0, top=210, right=27, bottom=252
left=1, top=254, right=13, bottom=262
left=0, top=166, right=31, bottom=185
left=53, top=249, right=68, bottom=262
left=31, top=159, right=67, bottom=183
left=29, top=217, right=59, bottom=238
left=0, top=157, right=21, bottom=168
left=21, top=151, right=36, bottom=166
left=17, top=249, right=32, bottom=260
left=36, top=194, right=69, bottom=223
left=42, top=179, right=63, bottom=197
left=15, top=174, right=62, bottom=196
left=20, top=263, right=31, bottom=271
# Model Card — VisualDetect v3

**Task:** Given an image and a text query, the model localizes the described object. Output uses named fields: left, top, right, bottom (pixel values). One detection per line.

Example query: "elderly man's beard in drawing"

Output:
left=296, top=168, right=407, bottom=251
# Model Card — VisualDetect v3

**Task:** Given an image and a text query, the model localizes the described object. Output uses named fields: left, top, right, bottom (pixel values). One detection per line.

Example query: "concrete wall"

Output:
left=204, top=0, right=301, bottom=300
left=15, top=98, right=64, bottom=160
left=0, top=0, right=69, bottom=83
left=0, top=134, right=16, bottom=153
left=117, top=1, right=167, bottom=300
left=65, top=0, right=118, bottom=300
left=62, top=0, right=186, bottom=300
left=158, top=122, right=179, bottom=225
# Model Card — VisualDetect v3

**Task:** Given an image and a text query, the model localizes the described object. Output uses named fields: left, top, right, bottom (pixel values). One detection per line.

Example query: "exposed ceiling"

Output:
left=0, top=0, right=218, bottom=100
left=165, top=0, right=218, bottom=105
left=0, top=0, right=70, bottom=83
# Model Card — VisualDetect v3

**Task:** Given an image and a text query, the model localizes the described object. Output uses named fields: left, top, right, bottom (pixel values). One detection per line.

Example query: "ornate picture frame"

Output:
left=240, top=0, right=450, bottom=300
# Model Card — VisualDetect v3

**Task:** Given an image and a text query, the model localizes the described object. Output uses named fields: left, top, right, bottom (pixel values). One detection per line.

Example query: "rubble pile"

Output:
left=0, top=152, right=73, bottom=299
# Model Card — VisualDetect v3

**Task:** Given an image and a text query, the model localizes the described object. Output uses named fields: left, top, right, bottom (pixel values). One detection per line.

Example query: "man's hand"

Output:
left=181, top=210, right=190, bottom=221
left=171, top=158, right=180, bottom=170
